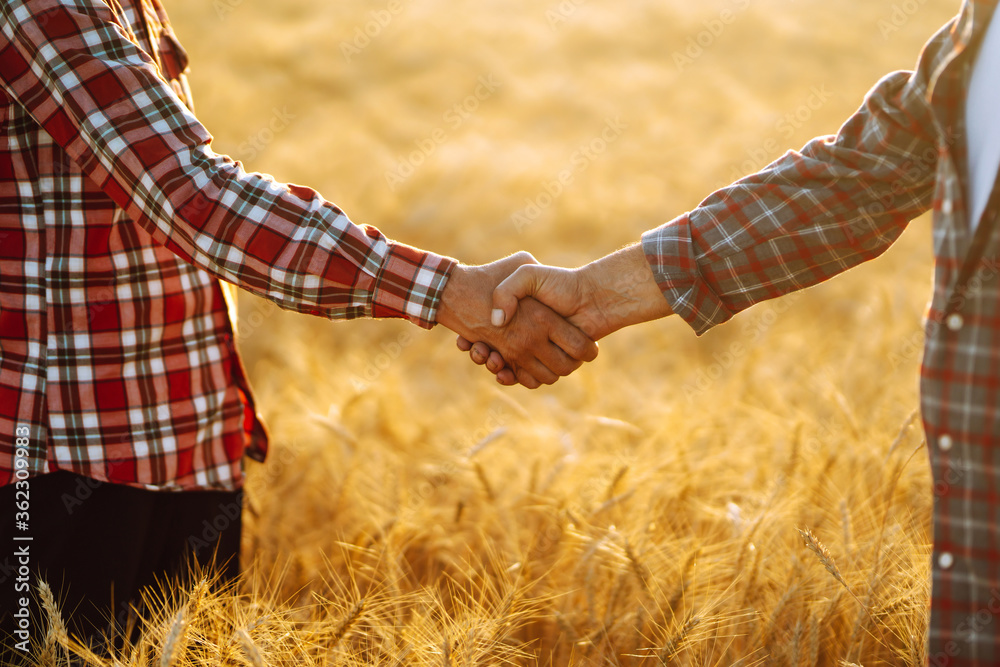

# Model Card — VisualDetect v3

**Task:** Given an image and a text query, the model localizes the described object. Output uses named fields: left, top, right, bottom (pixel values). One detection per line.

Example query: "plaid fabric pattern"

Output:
left=644, top=1, right=1000, bottom=664
left=0, top=0, right=456, bottom=492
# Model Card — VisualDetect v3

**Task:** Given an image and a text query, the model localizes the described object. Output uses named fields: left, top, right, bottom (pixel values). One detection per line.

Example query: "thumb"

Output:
left=492, top=265, right=542, bottom=327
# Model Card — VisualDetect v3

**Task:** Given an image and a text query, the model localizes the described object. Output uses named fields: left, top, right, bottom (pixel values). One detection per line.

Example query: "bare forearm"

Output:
left=575, top=243, right=674, bottom=338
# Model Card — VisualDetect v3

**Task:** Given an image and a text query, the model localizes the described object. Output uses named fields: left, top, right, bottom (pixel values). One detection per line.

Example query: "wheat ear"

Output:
left=331, top=598, right=366, bottom=647
left=236, top=628, right=265, bottom=667
left=160, top=608, right=189, bottom=667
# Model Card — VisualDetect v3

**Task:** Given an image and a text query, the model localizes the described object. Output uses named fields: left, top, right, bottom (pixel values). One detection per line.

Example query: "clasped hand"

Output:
left=446, top=244, right=673, bottom=387
left=436, top=252, right=599, bottom=389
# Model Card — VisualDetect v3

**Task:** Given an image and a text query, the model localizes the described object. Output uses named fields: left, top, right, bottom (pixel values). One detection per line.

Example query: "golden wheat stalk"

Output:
left=657, top=614, right=700, bottom=665
left=840, top=499, right=853, bottom=555
left=473, top=462, right=495, bottom=501
left=790, top=619, right=805, bottom=667
left=666, top=547, right=700, bottom=612
left=623, top=538, right=650, bottom=592
left=38, top=580, right=69, bottom=643
left=738, top=546, right=761, bottom=608
left=808, top=613, right=820, bottom=667
left=330, top=598, right=366, bottom=647
left=160, top=608, right=190, bottom=667
left=604, top=465, right=629, bottom=502
left=799, top=528, right=849, bottom=589
left=36, top=580, right=69, bottom=666
left=442, top=633, right=454, bottom=667
left=236, top=628, right=265, bottom=667
left=762, top=585, right=796, bottom=648
left=798, top=528, right=882, bottom=627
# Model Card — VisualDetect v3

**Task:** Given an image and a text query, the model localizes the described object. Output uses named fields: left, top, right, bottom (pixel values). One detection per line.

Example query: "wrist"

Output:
left=436, top=264, right=473, bottom=333
left=578, top=244, right=672, bottom=336
left=374, top=242, right=458, bottom=329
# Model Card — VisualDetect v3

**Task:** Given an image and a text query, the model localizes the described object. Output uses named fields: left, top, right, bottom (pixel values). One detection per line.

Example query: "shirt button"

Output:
left=946, top=313, right=964, bottom=332
left=938, top=434, right=954, bottom=452
left=939, top=552, right=955, bottom=570
left=941, top=199, right=954, bottom=215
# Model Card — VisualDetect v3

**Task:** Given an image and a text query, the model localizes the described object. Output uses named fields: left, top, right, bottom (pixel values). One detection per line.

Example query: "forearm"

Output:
left=575, top=244, right=673, bottom=338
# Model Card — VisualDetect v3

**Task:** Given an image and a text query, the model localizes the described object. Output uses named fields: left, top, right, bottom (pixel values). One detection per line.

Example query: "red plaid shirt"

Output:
left=0, top=0, right=455, bottom=491
left=644, top=1, right=1000, bottom=663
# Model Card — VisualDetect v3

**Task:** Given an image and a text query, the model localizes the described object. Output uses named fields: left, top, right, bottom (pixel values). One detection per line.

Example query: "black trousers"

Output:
left=0, top=471, right=242, bottom=660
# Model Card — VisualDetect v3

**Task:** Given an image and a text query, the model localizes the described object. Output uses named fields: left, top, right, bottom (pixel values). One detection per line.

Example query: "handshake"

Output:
left=436, top=244, right=673, bottom=388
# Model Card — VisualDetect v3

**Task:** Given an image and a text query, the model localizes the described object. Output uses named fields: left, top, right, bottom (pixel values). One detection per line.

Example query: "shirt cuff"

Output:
left=641, top=211, right=736, bottom=336
left=370, top=241, right=458, bottom=329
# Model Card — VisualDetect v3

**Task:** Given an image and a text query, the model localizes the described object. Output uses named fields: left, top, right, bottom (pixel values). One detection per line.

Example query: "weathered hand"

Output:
left=457, top=245, right=672, bottom=384
left=436, top=252, right=599, bottom=389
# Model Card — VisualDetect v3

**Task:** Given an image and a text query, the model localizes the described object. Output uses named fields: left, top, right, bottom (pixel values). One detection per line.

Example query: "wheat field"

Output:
left=29, top=0, right=962, bottom=665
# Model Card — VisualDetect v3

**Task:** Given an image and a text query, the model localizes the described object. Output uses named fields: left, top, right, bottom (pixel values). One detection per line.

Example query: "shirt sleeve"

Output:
left=0, top=0, right=456, bottom=329
left=642, top=21, right=953, bottom=336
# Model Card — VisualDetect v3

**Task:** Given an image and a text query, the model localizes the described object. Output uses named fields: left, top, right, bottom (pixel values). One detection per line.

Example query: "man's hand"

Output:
left=436, top=252, right=599, bottom=389
left=457, top=244, right=672, bottom=384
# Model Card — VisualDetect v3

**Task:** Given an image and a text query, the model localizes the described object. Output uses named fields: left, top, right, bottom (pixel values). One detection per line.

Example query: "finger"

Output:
left=485, top=350, right=506, bottom=374
left=548, top=318, right=600, bottom=363
left=506, top=250, right=539, bottom=268
left=518, top=359, right=559, bottom=387
left=456, top=336, right=473, bottom=352
left=514, top=368, right=543, bottom=390
left=470, top=342, right=493, bottom=366
left=496, top=368, right=518, bottom=386
left=492, top=265, right=543, bottom=327
left=521, top=296, right=598, bottom=364
left=537, top=341, right=585, bottom=377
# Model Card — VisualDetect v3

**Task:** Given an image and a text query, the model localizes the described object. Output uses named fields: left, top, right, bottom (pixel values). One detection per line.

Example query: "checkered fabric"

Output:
left=0, top=0, right=456, bottom=491
left=644, top=1, right=1000, bottom=664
